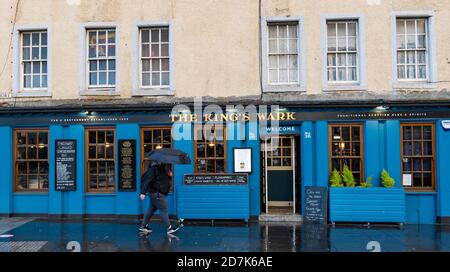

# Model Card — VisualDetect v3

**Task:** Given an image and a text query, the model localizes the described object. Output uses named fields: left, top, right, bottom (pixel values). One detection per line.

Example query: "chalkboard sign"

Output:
left=55, top=140, right=77, bottom=191
left=118, top=139, right=136, bottom=191
left=184, top=174, right=248, bottom=185
left=304, top=186, right=328, bottom=224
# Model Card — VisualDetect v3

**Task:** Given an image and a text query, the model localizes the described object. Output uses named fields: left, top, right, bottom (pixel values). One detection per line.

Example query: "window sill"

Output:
left=322, top=84, right=367, bottom=92
left=132, top=88, right=174, bottom=96
left=13, top=91, right=52, bottom=98
left=263, top=85, right=305, bottom=93
left=393, top=82, right=438, bottom=90
left=404, top=190, right=437, bottom=194
left=80, top=89, right=120, bottom=96
left=85, top=193, right=116, bottom=196
left=13, top=192, right=49, bottom=195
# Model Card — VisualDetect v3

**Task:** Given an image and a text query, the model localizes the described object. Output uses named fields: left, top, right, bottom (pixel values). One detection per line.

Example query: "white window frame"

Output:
left=132, top=21, right=174, bottom=96
left=86, top=29, right=117, bottom=89
left=326, top=21, right=359, bottom=84
left=80, top=23, right=119, bottom=96
left=321, top=14, right=366, bottom=91
left=139, top=27, right=170, bottom=89
left=391, top=11, right=437, bottom=89
left=12, top=25, right=52, bottom=97
left=261, top=16, right=305, bottom=93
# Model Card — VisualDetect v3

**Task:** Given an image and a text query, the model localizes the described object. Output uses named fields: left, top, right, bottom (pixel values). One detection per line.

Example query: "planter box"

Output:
left=329, top=187, right=406, bottom=223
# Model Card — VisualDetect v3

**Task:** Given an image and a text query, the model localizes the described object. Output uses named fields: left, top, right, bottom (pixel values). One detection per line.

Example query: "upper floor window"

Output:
left=326, top=21, right=358, bottom=83
left=140, top=27, right=170, bottom=88
left=268, top=23, right=299, bottom=85
left=396, top=18, right=428, bottom=81
left=87, top=29, right=116, bottom=88
left=21, top=31, right=48, bottom=90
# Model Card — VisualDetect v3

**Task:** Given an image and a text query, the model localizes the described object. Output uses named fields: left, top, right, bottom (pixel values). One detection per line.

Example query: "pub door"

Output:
left=261, top=136, right=297, bottom=215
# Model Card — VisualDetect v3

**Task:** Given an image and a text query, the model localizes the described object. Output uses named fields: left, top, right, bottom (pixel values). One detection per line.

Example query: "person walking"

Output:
left=139, top=161, right=179, bottom=234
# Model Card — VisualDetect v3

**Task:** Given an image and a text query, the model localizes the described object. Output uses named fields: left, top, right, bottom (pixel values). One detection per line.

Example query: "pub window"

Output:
left=401, top=123, right=435, bottom=191
left=194, top=126, right=226, bottom=173
left=329, top=124, right=364, bottom=183
left=14, top=129, right=49, bottom=191
left=86, top=127, right=116, bottom=192
left=141, top=127, right=173, bottom=192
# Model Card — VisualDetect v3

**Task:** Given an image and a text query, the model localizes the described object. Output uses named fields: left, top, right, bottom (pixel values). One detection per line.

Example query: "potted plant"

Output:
left=329, top=167, right=406, bottom=224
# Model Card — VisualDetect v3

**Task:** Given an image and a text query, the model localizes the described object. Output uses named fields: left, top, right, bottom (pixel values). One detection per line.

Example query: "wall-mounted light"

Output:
left=155, top=145, right=163, bottom=150
left=339, top=141, right=346, bottom=150
left=375, top=105, right=389, bottom=111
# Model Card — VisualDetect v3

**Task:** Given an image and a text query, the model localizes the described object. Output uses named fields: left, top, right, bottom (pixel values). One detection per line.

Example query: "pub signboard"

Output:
left=118, top=139, right=137, bottom=191
left=55, top=140, right=77, bottom=191
left=184, top=174, right=248, bottom=186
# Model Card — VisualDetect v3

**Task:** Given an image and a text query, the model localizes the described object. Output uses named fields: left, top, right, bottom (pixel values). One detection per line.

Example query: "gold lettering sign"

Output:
left=169, top=112, right=296, bottom=123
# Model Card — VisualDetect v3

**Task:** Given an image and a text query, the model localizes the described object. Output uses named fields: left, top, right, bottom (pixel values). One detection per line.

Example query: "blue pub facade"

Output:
left=1, top=103, right=450, bottom=225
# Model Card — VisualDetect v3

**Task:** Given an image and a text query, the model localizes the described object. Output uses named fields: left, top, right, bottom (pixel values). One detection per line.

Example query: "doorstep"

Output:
left=258, top=213, right=303, bottom=223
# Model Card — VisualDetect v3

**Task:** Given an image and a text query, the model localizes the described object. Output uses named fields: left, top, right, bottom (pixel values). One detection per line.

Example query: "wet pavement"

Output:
left=0, top=217, right=449, bottom=252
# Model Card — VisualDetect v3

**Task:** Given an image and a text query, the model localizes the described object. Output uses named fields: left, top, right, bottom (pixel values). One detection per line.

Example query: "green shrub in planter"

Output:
left=330, top=168, right=343, bottom=187
left=342, top=164, right=356, bottom=187
left=381, top=169, right=395, bottom=188
left=359, top=176, right=372, bottom=188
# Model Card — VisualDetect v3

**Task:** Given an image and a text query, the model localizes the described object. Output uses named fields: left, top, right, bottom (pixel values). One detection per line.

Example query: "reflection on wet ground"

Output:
left=0, top=217, right=449, bottom=252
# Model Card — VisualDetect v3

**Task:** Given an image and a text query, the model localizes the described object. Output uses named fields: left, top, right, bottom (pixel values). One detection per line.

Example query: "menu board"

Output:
left=55, top=140, right=77, bottom=191
left=304, top=186, right=328, bottom=224
left=184, top=174, right=248, bottom=185
left=118, top=140, right=136, bottom=191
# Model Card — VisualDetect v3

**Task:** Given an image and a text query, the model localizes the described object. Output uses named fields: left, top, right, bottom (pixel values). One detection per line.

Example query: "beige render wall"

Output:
left=0, top=0, right=14, bottom=98
left=0, top=0, right=261, bottom=101
left=1, top=0, right=449, bottom=102
left=263, top=0, right=450, bottom=94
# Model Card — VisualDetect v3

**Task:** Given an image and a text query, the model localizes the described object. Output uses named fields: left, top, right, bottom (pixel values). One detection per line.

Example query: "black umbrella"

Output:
left=145, top=148, right=191, bottom=165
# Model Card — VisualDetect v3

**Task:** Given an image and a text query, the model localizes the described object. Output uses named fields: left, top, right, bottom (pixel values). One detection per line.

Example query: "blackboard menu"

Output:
left=55, top=140, right=77, bottom=191
left=118, top=140, right=136, bottom=191
left=184, top=174, right=248, bottom=185
left=304, top=186, right=328, bottom=224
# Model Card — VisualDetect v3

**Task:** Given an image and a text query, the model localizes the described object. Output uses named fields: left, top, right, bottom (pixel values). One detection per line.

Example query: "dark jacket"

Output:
left=140, top=164, right=171, bottom=195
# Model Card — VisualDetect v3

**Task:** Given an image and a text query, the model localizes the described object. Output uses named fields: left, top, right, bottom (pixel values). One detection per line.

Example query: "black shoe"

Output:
left=167, top=225, right=179, bottom=234
left=139, top=225, right=152, bottom=233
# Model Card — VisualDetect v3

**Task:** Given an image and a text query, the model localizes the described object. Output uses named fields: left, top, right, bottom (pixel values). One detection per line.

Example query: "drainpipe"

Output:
left=258, top=0, right=263, bottom=102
